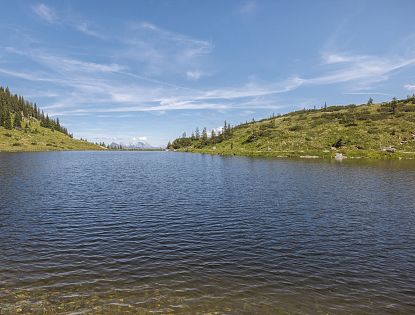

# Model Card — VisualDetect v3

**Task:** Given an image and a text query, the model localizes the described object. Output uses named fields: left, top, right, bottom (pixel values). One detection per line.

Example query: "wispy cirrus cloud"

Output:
left=238, top=0, right=257, bottom=15
left=32, top=3, right=106, bottom=39
left=186, top=70, right=204, bottom=81
left=3, top=12, right=415, bottom=118
left=122, top=21, right=213, bottom=76
left=313, top=52, right=415, bottom=88
left=76, top=22, right=105, bottom=39
left=404, top=84, right=415, bottom=92
left=343, top=92, right=392, bottom=96
left=32, top=3, right=56, bottom=23
left=2, top=46, right=415, bottom=116
left=137, top=21, right=213, bottom=56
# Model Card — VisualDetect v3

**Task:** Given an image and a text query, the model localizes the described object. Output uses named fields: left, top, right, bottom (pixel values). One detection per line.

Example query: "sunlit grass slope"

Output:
left=0, top=119, right=102, bottom=152
left=173, top=98, right=415, bottom=159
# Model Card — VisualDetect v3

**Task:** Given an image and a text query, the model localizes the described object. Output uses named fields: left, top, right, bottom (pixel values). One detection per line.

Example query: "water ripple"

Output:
left=1, top=152, right=415, bottom=314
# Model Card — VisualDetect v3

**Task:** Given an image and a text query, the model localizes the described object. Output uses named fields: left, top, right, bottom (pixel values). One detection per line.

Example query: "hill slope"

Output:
left=0, top=120, right=101, bottom=152
left=0, top=86, right=101, bottom=152
left=169, top=97, right=415, bottom=159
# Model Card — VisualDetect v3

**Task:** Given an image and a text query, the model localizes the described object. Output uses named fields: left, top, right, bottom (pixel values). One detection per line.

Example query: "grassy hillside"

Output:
left=170, top=97, right=415, bottom=159
left=0, top=118, right=102, bottom=152
left=0, top=86, right=102, bottom=152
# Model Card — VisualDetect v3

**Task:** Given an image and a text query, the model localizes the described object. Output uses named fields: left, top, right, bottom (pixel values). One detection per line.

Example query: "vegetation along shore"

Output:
left=168, top=97, right=415, bottom=160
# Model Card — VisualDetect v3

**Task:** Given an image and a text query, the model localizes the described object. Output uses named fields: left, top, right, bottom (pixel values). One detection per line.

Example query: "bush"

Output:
left=243, top=133, right=257, bottom=143
left=402, top=104, right=415, bottom=112
left=289, top=125, right=302, bottom=131
left=332, top=138, right=344, bottom=148
left=345, top=122, right=358, bottom=127
left=259, top=122, right=274, bottom=130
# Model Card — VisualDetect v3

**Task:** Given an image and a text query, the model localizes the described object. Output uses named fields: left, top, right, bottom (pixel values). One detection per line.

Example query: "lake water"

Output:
left=0, top=151, right=415, bottom=314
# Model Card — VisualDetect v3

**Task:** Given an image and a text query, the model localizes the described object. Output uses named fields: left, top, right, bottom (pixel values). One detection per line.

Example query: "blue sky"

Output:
left=1, top=0, right=414, bottom=146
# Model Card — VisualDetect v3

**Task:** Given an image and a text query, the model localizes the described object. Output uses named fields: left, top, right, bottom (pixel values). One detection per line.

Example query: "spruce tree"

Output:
left=4, top=110, right=12, bottom=129
left=367, top=97, right=373, bottom=105
left=202, top=127, right=208, bottom=141
left=391, top=97, right=398, bottom=114
left=14, top=111, right=22, bottom=128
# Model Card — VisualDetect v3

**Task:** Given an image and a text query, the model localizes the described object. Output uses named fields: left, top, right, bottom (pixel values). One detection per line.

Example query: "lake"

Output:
left=0, top=151, right=414, bottom=314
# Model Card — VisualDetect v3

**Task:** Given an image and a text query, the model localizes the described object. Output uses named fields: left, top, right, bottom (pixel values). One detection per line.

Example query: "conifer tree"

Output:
left=14, top=111, right=22, bottom=128
left=4, top=110, right=12, bottom=129
left=391, top=97, right=398, bottom=114
left=202, top=127, right=207, bottom=139
left=367, top=97, right=373, bottom=105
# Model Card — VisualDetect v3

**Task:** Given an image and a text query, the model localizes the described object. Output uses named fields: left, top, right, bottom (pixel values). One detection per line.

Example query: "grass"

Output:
left=174, top=99, right=415, bottom=160
left=0, top=119, right=103, bottom=152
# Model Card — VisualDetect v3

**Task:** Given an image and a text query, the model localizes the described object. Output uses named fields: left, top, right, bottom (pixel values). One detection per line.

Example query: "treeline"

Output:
left=0, top=86, right=70, bottom=135
left=167, top=121, right=234, bottom=149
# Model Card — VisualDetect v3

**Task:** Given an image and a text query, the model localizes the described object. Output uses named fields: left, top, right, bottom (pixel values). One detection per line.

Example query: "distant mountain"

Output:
left=109, top=140, right=159, bottom=150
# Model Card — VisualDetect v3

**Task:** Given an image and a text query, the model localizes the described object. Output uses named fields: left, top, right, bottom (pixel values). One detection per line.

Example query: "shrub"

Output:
left=289, top=125, right=302, bottom=131
left=402, top=104, right=415, bottom=112
left=258, top=129, right=272, bottom=137
left=332, top=138, right=344, bottom=148
left=345, top=122, right=358, bottom=127
left=243, top=133, right=257, bottom=143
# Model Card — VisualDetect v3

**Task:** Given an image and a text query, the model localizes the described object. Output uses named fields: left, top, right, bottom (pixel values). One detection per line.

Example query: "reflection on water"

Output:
left=1, top=152, right=415, bottom=314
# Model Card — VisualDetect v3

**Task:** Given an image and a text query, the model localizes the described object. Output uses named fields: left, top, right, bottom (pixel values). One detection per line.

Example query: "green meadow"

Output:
left=170, top=98, right=415, bottom=160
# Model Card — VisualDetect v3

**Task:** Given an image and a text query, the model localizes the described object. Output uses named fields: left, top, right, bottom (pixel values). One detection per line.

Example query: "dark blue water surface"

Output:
left=0, top=151, right=415, bottom=314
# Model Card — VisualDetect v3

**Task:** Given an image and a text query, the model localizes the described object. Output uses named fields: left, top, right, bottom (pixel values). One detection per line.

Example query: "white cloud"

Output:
left=404, top=84, right=415, bottom=92
left=186, top=70, right=204, bottom=80
left=32, top=3, right=56, bottom=24
left=309, top=52, right=415, bottom=88
left=322, top=53, right=363, bottom=64
left=5, top=48, right=125, bottom=73
left=3, top=48, right=415, bottom=117
left=135, top=22, right=213, bottom=55
left=3, top=26, right=415, bottom=118
left=123, top=22, right=213, bottom=76
left=76, top=23, right=105, bottom=39
left=241, top=110, right=255, bottom=116
left=239, top=1, right=257, bottom=14
left=4, top=48, right=415, bottom=117
left=0, top=67, right=58, bottom=82
left=343, top=92, right=391, bottom=96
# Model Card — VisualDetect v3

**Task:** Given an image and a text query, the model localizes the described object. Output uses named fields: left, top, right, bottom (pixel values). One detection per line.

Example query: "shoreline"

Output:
left=175, top=148, right=415, bottom=160
left=0, top=148, right=165, bottom=153
left=2, top=148, right=415, bottom=160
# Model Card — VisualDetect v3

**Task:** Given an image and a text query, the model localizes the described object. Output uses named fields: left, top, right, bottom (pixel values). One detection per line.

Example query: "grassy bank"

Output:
left=171, top=98, right=415, bottom=160
left=0, top=119, right=102, bottom=152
